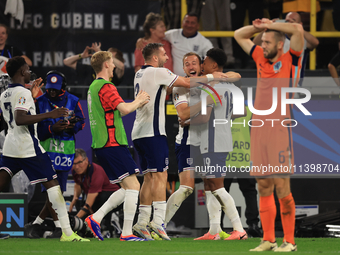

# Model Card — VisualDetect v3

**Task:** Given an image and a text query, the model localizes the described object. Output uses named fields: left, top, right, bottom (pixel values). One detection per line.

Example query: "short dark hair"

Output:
left=185, top=12, right=200, bottom=21
left=6, top=56, right=27, bottom=78
left=143, top=12, right=164, bottom=39
left=142, top=43, right=163, bottom=62
left=206, top=48, right=227, bottom=68
left=182, top=52, right=202, bottom=66
left=0, top=24, right=9, bottom=34
left=265, top=29, right=285, bottom=42
left=108, top=47, right=125, bottom=63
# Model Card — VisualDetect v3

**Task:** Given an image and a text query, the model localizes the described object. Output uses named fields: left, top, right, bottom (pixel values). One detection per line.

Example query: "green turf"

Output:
left=0, top=237, right=339, bottom=254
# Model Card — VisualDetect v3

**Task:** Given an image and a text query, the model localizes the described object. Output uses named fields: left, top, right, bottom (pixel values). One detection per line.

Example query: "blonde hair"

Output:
left=91, top=51, right=112, bottom=74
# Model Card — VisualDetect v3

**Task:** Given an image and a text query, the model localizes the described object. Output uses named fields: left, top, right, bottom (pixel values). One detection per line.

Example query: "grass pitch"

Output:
left=0, top=237, right=339, bottom=254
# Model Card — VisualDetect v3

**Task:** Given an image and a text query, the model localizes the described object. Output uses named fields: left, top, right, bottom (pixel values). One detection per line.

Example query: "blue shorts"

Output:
left=41, top=170, right=68, bottom=192
left=200, top=152, right=228, bottom=179
left=0, top=153, right=57, bottom=185
left=175, top=144, right=203, bottom=174
left=133, top=136, right=169, bottom=174
left=94, top=146, right=140, bottom=184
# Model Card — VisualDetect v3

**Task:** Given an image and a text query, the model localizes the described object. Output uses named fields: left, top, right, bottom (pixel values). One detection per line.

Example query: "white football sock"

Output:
left=165, top=185, right=193, bottom=226
left=33, top=216, right=44, bottom=225
left=122, top=189, right=139, bottom=236
left=152, top=201, right=166, bottom=225
left=212, top=188, right=243, bottom=232
left=46, top=185, right=72, bottom=236
left=92, top=188, right=125, bottom=223
left=136, top=205, right=152, bottom=226
left=54, top=220, right=61, bottom=228
left=205, top=190, right=222, bottom=235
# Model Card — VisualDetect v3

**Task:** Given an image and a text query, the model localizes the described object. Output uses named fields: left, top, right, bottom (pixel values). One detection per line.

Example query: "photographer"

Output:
left=26, top=70, right=85, bottom=239
left=69, top=149, right=120, bottom=236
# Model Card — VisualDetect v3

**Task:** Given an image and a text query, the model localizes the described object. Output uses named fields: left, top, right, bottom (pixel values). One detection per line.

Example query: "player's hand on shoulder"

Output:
left=225, top=71, right=241, bottom=82
left=136, top=90, right=150, bottom=107
left=52, top=119, right=69, bottom=133
left=212, top=71, right=229, bottom=80
left=49, top=107, right=69, bottom=119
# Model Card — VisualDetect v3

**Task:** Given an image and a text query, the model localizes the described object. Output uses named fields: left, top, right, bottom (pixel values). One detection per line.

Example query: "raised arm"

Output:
left=116, top=90, right=150, bottom=116
left=255, top=19, right=304, bottom=52
left=63, top=46, right=93, bottom=70
left=173, top=72, right=229, bottom=88
left=234, top=25, right=262, bottom=55
left=303, top=31, right=319, bottom=50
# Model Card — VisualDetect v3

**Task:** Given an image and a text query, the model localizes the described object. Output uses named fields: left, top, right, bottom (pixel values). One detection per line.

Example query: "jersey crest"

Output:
left=273, top=61, right=282, bottom=73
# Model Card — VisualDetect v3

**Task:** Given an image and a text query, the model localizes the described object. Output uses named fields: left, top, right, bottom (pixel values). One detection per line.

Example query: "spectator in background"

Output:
left=136, top=12, right=213, bottom=77
left=26, top=70, right=85, bottom=239
left=328, top=48, right=340, bottom=86
left=161, top=0, right=204, bottom=30
left=230, top=0, right=264, bottom=68
left=69, top=149, right=120, bottom=221
left=0, top=24, right=32, bottom=74
left=134, top=13, right=173, bottom=73
left=63, top=42, right=125, bottom=86
left=282, top=0, right=321, bottom=31
left=201, top=0, right=235, bottom=67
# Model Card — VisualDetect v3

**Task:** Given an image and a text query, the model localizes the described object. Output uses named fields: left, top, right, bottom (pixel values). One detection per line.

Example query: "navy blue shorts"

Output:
left=0, top=153, right=57, bottom=185
left=133, top=136, right=169, bottom=174
left=41, top=170, right=68, bottom=192
left=94, top=146, right=140, bottom=184
left=175, top=143, right=196, bottom=174
left=200, top=152, right=228, bottom=179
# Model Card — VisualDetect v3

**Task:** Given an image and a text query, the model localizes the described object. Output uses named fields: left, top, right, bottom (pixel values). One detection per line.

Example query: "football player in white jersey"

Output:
left=165, top=52, right=203, bottom=228
left=197, top=48, right=248, bottom=241
left=132, top=43, right=229, bottom=240
left=0, top=56, right=89, bottom=242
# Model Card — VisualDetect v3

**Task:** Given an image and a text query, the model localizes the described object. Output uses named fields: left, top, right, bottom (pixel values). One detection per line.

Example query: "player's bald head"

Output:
left=285, top=12, right=302, bottom=24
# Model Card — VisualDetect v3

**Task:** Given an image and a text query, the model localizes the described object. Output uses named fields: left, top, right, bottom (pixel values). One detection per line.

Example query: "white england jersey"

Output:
left=132, top=66, right=178, bottom=140
left=284, top=37, right=308, bottom=86
left=173, top=86, right=201, bottom=146
left=165, top=29, right=213, bottom=77
left=200, top=82, right=233, bottom=154
left=0, top=84, right=45, bottom=158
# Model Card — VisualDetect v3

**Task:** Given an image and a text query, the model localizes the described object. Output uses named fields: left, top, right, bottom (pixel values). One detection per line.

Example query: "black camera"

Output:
left=69, top=214, right=86, bottom=233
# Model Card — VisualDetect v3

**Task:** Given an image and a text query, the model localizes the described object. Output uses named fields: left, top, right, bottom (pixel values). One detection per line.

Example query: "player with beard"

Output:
left=132, top=43, right=230, bottom=241
left=234, top=18, right=304, bottom=252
